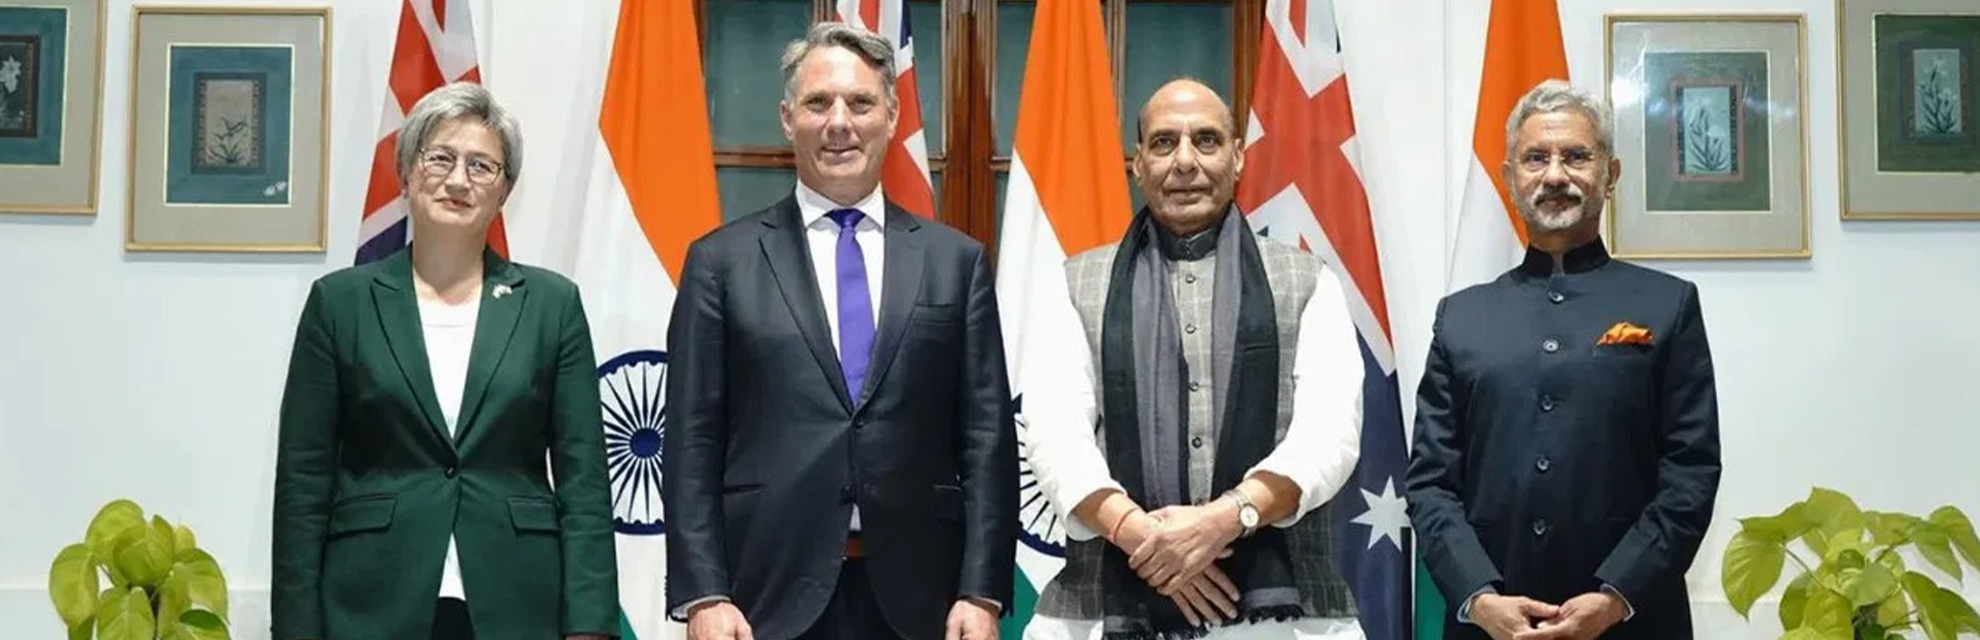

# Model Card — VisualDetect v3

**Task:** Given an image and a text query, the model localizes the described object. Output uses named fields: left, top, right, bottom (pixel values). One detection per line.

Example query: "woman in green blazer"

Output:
left=271, top=82, right=617, bottom=640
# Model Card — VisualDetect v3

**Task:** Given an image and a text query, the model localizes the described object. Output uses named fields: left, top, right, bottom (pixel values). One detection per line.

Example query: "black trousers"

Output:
left=432, top=597, right=474, bottom=640
left=796, top=559, right=906, bottom=640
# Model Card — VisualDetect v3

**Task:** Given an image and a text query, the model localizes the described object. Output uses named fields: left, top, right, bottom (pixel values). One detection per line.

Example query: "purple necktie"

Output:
left=827, top=209, right=875, bottom=406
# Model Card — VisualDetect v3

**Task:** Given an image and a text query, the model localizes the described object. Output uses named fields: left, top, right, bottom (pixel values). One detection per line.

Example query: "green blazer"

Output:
left=271, top=249, right=617, bottom=640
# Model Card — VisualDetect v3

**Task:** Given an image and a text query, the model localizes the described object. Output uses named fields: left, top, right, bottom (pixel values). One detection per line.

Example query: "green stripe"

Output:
left=999, top=565, right=1041, bottom=639
left=619, top=608, right=638, bottom=640
left=1415, top=558, right=1446, bottom=640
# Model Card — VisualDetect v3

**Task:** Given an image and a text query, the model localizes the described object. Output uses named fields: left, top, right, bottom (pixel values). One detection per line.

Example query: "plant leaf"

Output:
left=1880, top=549, right=1908, bottom=576
left=85, top=500, right=145, bottom=560
left=1823, top=529, right=1869, bottom=566
left=1929, top=506, right=1980, bottom=574
left=1723, top=530, right=1786, bottom=617
left=175, top=608, right=231, bottom=640
left=47, top=543, right=100, bottom=628
left=1780, top=572, right=1813, bottom=630
left=1778, top=629, right=1838, bottom=640
left=173, top=524, right=197, bottom=555
left=168, top=549, right=230, bottom=620
left=96, top=586, right=156, bottom=640
left=1805, top=487, right=1864, bottom=537
left=1915, top=523, right=1964, bottom=583
left=1841, top=554, right=1902, bottom=607
left=1904, top=572, right=1958, bottom=640
left=1932, top=584, right=1980, bottom=633
left=1743, top=502, right=1813, bottom=544
left=68, top=619, right=94, bottom=640
left=110, top=517, right=174, bottom=588
left=1801, top=584, right=1853, bottom=637
left=1876, top=588, right=1911, bottom=627
left=1864, top=511, right=1920, bottom=546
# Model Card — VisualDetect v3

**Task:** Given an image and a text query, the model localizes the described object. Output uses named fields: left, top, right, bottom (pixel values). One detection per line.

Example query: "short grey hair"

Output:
left=1504, top=79, right=1614, bottom=160
left=395, top=81, right=524, bottom=184
left=780, top=22, right=898, bottom=109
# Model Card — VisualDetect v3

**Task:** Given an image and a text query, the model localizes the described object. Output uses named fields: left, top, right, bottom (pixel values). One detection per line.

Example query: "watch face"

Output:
left=1239, top=506, right=1260, bottom=528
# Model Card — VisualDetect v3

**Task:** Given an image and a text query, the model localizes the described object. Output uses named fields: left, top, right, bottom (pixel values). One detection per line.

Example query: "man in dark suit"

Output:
left=1404, top=79, right=1722, bottom=640
left=661, top=21, right=1017, bottom=640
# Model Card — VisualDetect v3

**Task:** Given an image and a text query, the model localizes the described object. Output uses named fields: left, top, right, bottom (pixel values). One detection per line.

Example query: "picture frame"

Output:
left=0, top=0, right=104, bottom=215
left=1604, top=13, right=1811, bottom=259
left=127, top=6, right=329, bottom=252
left=1607, top=12, right=1813, bottom=259
left=1838, top=0, right=1980, bottom=219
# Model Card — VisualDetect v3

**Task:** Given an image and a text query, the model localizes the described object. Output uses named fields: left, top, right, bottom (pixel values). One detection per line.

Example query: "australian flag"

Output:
left=1235, top=0, right=1412, bottom=638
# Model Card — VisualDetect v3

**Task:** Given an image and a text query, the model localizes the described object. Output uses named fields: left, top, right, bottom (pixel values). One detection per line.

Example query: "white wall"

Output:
left=2, top=0, right=1975, bottom=637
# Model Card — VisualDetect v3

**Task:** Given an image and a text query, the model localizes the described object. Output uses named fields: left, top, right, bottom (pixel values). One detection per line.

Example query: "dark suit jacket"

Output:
left=271, top=249, right=618, bottom=640
left=1404, top=241, right=1721, bottom=640
left=662, top=197, right=1017, bottom=640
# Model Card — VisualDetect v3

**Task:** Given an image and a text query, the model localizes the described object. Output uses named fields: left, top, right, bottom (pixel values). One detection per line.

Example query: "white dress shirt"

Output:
left=795, top=181, right=886, bottom=532
left=419, top=294, right=480, bottom=600
left=1020, top=250, right=1366, bottom=638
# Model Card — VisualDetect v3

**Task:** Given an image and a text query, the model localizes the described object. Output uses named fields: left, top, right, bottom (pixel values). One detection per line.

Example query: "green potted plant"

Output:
left=1722, top=487, right=1980, bottom=639
left=47, top=499, right=231, bottom=640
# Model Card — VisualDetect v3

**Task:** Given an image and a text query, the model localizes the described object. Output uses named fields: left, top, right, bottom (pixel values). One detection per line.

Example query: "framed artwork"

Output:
left=1604, top=14, right=1810, bottom=259
left=0, top=0, right=103, bottom=215
left=1839, top=0, right=1980, bottom=219
left=127, top=6, right=329, bottom=252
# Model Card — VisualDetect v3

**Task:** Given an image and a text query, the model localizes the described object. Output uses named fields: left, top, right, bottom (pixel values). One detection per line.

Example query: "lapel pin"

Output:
left=493, top=284, right=512, bottom=299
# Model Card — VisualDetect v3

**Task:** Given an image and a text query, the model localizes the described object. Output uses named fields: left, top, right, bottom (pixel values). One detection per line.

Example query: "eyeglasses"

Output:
left=418, top=147, right=506, bottom=185
left=1516, top=148, right=1604, bottom=172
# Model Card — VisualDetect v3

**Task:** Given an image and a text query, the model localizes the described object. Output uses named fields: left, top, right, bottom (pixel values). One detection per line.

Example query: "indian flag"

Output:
left=994, top=0, right=1132, bottom=634
left=535, top=0, right=721, bottom=638
left=1422, top=0, right=1564, bottom=636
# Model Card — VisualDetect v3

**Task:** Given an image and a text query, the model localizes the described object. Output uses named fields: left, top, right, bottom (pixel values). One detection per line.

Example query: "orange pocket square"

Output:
left=1597, top=322, right=1653, bottom=346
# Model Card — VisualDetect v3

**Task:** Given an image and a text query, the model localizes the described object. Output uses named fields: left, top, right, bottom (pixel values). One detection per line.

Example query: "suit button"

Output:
left=1536, top=457, right=1551, bottom=473
left=1540, top=395, right=1556, bottom=412
left=1184, top=273, right=1198, bottom=284
left=1533, top=519, right=1549, bottom=536
left=1191, top=436, right=1204, bottom=449
left=853, top=417, right=866, bottom=430
left=840, top=485, right=855, bottom=503
left=1542, top=338, right=1560, bottom=353
left=1189, top=381, right=1201, bottom=392
left=444, top=466, right=458, bottom=478
left=1184, top=324, right=1198, bottom=334
left=1549, top=291, right=1565, bottom=304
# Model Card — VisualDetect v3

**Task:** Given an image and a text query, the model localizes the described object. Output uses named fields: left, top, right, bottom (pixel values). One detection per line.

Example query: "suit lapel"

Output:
left=857, top=207, right=924, bottom=409
left=759, top=198, right=854, bottom=412
left=454, top=251, right=526, bottom=445
left=370, top=252, right=452, bottom=447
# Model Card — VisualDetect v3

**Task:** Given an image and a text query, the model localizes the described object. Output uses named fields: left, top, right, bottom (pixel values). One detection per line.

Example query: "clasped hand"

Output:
left=1114, top=504, right=1243, bottom=627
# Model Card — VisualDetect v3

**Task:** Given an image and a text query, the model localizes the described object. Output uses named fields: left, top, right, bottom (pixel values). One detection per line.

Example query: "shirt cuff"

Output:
left=1601, top=583, right=1636, bottom=621
left=669, top=595, right=730, bottom=621
left=1455, top=585, right=1496, bottom=625
left=963, top=596, right=1003, bottom=614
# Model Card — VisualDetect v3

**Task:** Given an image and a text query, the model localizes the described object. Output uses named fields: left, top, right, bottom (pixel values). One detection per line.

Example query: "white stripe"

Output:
left=359, top=198, right=409, bottom=243
left=1246, top=188, right=1396, bottom=375
left=408, top=0, right=480, bottom=82
left=1447, top=158, right=1522, bottom=293
left=995, top=155, right=1071, bottom=592
left=902, top=128, right=932, bottom=186
left=1264, top=0, right=1343, bottom=95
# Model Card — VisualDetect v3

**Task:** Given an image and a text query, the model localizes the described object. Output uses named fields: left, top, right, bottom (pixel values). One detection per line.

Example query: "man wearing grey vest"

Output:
left=1020, top=79, right=1367, bottom=639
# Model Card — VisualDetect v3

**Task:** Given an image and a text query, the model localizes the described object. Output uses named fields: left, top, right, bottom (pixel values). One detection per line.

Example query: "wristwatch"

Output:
left=1223, top=488, right=1261, bottom=537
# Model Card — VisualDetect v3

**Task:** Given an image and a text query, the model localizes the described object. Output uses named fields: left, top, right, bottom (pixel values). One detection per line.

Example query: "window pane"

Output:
left=910, top=0, right=943, bottom=154
left=707, top=0, right=811, bottom=148
left=993, top=1, right=1034, bottom=158
left=717, top=167, right=796, bottom=222
left=1120, top=2, right=1232, bottom=151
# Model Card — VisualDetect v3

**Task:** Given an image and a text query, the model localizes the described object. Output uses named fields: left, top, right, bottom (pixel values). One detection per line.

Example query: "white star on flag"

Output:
left=1351, top=477, right=1409, bottom=551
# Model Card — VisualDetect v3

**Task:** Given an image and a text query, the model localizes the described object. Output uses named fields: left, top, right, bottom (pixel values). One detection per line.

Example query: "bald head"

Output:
left=1132, top=78, right=1244, bottom=236
left=1137, top=79, right=1237, bottom=144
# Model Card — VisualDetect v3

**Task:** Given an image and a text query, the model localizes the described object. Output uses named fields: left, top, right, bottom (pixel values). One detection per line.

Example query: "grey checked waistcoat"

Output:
left=1034, top=233, right=1358, bottom=621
